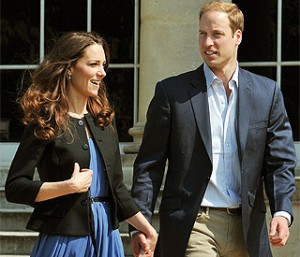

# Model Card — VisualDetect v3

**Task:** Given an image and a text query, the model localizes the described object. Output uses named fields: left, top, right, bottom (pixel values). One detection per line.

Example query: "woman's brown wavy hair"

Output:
left=19, top=31, right=114, bottom=141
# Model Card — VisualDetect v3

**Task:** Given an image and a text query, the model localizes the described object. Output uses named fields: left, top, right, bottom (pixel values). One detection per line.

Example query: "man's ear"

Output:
left=235, top=29, right=242, bottom=45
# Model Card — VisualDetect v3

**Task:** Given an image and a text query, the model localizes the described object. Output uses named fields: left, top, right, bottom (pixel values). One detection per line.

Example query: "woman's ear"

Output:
left=66, top=69, right=72, bottom=80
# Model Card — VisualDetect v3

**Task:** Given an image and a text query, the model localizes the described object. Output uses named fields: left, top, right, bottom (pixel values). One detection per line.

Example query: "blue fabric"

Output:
left=31, top=138, right=124, bottom=257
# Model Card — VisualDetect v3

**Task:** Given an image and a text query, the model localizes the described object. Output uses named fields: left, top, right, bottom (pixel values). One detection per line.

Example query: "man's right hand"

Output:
left=131, top=231, right=156, bottom=257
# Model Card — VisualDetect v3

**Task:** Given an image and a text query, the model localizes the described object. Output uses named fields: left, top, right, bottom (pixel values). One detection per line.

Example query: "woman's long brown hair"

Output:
left=19, top=31, right=114, bottom=141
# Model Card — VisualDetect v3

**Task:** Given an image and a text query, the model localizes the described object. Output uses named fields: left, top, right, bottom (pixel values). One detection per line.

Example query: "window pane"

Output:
left=240, top=66, right=276, bottom=81
left=1, top=0, right=137, bottom=143
left=233, top=1, right=277, bottom=62
left=0, top=0, right=40, bottom=64
left=282, top=0, right=299, bottom=61
left=45, top=0, right=87, bottom=45
left=105, top=68, right=134, bottom=142
left=281, top=67, right=300, bottom=141
left=0, top=70, right=32, bottom=142
left=92, top=0, right=135, bottom=63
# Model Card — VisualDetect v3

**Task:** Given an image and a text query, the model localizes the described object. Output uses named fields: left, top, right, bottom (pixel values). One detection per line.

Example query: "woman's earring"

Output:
left=67, top=74, right=71, bottom=80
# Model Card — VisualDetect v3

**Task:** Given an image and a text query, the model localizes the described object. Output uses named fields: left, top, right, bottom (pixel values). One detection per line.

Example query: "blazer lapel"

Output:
left=237, top=69, right=254, bottom=161
left=189, top=66, right=212, bottom=162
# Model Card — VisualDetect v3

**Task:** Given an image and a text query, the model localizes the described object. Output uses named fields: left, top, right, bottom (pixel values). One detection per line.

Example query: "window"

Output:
left=232, top=0, right=299, bottom=141
left=0, top=0, right=140, bottom=142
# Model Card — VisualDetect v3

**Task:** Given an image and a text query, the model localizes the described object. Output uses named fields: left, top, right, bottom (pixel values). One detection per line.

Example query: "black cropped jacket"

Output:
left=5, top=114, right=139, bottom=236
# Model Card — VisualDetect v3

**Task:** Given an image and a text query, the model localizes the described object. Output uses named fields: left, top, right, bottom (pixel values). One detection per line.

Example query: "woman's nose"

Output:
left=97, top=67, right=106, bottom=77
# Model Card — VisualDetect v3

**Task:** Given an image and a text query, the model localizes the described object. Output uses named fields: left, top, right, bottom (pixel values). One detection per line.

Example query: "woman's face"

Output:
left=68, top=43, right=107, bottom=99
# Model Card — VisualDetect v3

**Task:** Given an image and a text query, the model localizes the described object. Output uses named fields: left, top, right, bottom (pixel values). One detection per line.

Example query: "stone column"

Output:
left=123, top=0, right=205, bottom=154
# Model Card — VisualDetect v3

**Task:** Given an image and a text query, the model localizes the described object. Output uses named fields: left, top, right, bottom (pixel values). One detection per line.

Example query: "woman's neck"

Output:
left=68, top=102, right=88, bottom=119
left=68, top=111, right=87, bottom=119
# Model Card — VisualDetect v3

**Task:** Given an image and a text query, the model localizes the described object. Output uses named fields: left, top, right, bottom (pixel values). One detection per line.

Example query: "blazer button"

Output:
left=82, top=143, right=89, bottom=150
left=78, top=120, right=84, bottom=126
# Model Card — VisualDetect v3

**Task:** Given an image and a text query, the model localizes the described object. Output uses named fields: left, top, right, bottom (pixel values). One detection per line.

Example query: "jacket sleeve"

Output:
left=112, top=125, right=139, bottom=221
left=263, top=84, right=296, bottom=222
left=105, top=120, right=140, bottom=222
left=5, top=125, right=46, bottom=206
left=131, top=81, right=171, bottom=223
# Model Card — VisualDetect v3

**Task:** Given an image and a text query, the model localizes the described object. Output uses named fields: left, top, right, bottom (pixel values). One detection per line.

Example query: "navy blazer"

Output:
left=5, top=114, right=139, bottom=236
left=131, top=65, right=296, bottom=257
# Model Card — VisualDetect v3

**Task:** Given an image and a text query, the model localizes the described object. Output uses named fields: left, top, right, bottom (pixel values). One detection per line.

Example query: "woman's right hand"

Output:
left=69, top=162, right=93, bottom=193
left=35, top=162, right=93, bottom=202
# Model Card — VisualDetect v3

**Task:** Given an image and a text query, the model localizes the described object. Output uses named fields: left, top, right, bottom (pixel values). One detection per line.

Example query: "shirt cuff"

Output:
left=273, top=211, right=291, bottom=226
left=130, top=230, right=140, bottom=237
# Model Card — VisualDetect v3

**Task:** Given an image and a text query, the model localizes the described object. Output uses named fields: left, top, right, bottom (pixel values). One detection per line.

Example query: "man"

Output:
left=130, top=1, right=296, bottom=257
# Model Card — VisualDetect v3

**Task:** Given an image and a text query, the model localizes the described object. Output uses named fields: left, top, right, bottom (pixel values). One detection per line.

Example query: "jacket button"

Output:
left=82, top=144, right=89, bottom=150
left=81, top=200, right=87, bottom=206
left=78, top=120, right=84, bottom=126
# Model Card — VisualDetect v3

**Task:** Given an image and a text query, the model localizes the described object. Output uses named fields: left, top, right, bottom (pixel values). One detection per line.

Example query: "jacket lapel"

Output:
left=189, top=66, right=212, bottom=162
left=237, top=69, right=254, bottom=161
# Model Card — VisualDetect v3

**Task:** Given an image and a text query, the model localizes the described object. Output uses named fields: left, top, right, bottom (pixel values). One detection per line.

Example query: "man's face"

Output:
left=198, top=11, right=242, bottom=73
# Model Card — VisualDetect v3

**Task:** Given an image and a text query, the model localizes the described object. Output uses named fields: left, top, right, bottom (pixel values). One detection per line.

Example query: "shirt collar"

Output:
left=203, top=63, right=239, bottom=88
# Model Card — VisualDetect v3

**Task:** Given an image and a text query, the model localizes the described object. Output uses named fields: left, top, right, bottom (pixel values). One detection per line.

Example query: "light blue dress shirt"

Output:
left=201, top=63, right=291, bottom=224
left=201, top=63, right=241, bottom=208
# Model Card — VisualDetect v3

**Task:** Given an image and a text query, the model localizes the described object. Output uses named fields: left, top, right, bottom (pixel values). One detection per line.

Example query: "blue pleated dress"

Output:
left=31, top=138, right=125, bottom=257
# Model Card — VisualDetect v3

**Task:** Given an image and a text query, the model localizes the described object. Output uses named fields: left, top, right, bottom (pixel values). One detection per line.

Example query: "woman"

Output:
left=5, top=31, right=157, bottom=257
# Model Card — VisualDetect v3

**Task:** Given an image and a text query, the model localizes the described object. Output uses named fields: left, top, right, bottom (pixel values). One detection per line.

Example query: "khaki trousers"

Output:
left=185, top=207, right=249, bottom=257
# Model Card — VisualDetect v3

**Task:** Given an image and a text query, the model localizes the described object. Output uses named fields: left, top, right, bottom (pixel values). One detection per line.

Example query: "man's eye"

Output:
left=214, top=32, right=222, bottom=36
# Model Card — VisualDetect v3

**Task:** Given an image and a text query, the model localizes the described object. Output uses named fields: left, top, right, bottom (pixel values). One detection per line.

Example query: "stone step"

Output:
left=0, top=168, right=9, bottom=187
left=0, top=208, right=33, bottom=231
left=0, top=254, right=30, bottom=257
left=0, top=189, right=29, bottom=209
left=0, top=231, right=133, bottom=256
left=0, top=231, right=38, bottom=255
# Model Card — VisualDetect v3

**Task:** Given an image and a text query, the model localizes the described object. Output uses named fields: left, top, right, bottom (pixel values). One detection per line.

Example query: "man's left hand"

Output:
left=269, top=216, right=290, bottom=247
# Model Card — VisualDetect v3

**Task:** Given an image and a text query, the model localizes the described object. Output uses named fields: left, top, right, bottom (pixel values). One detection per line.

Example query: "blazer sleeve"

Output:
left=131, top=81, right=171, bottom=222
left=263, top=84, right=296, bottom=221
left=5, top=125, right=46, bottom=206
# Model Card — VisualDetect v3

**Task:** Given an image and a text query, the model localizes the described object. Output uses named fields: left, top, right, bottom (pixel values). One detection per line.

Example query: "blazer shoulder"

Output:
left=162, top=70, right=195, bottom=82
left=239, top=68, right=277, bottom=86
left=158, top=65, right=204, bottom=89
